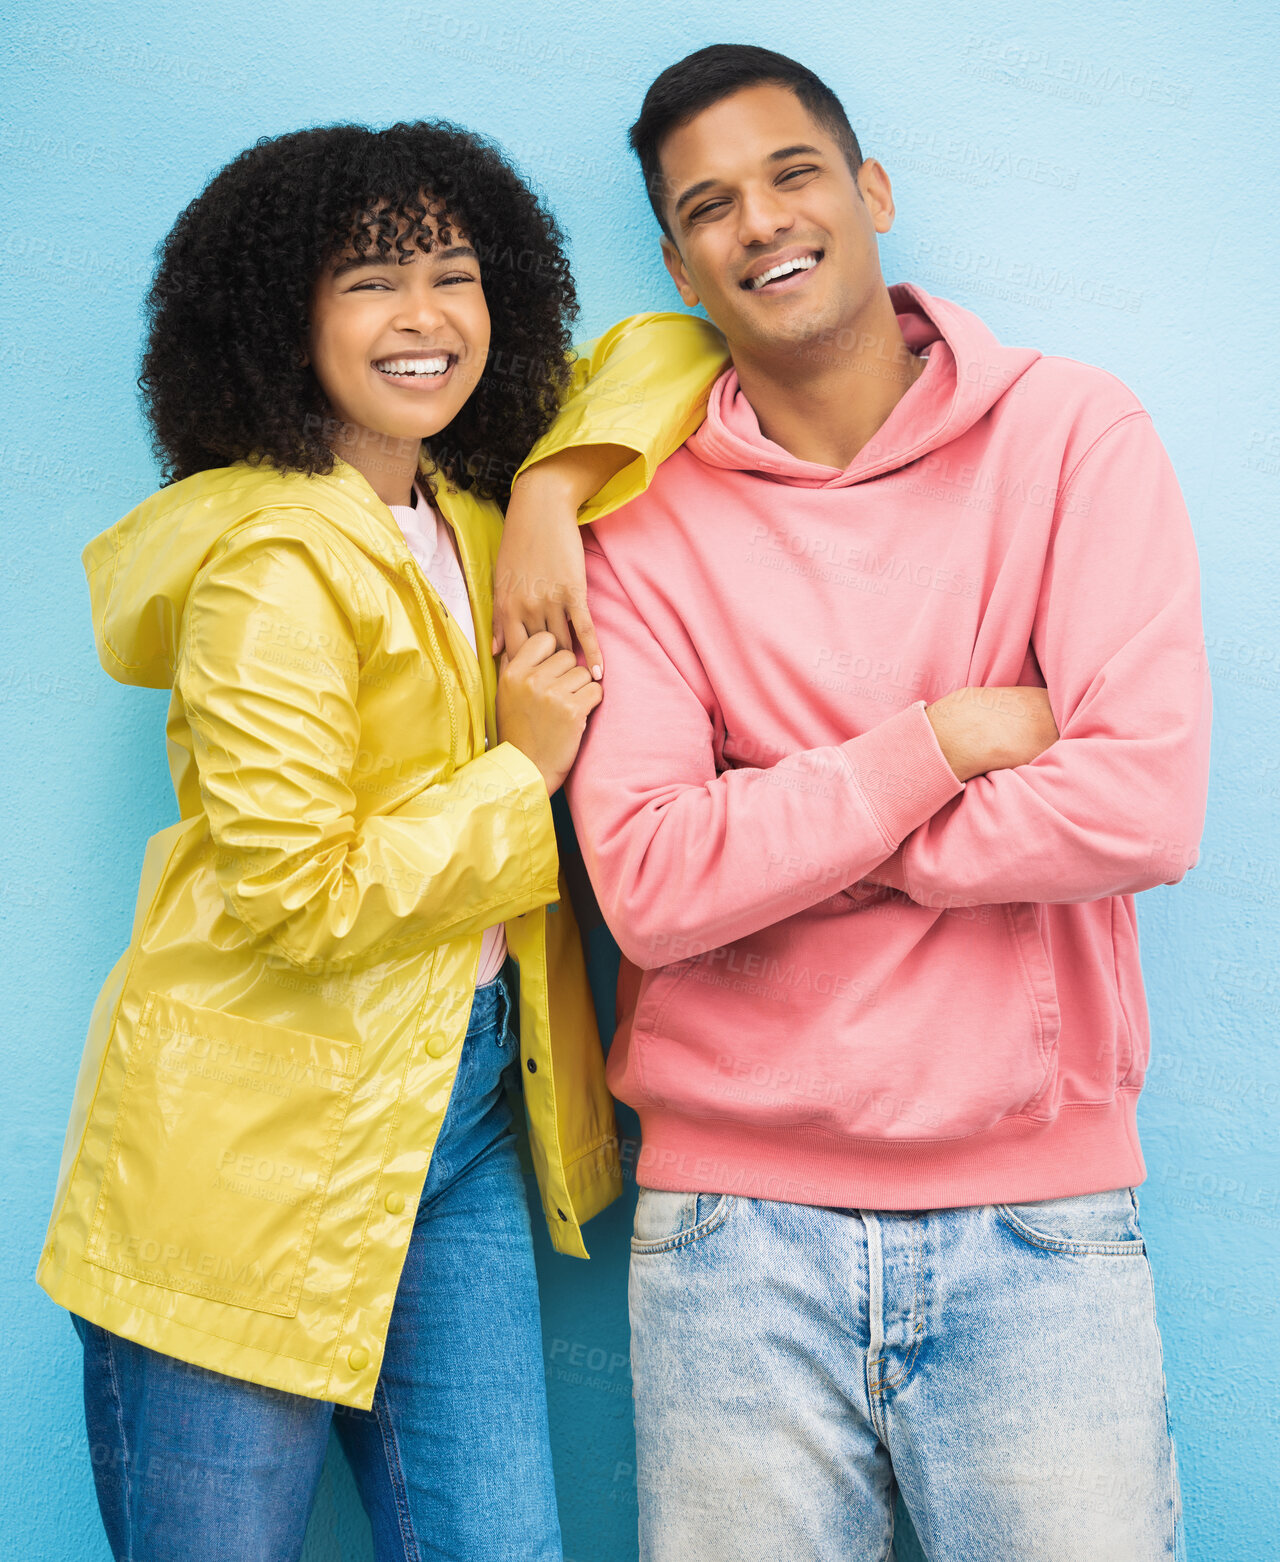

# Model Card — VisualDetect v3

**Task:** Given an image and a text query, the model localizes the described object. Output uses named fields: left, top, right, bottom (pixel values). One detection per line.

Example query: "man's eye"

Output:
left=690, top=200, right=729, bottom=221
left=779, top=166, right=818, bottom=183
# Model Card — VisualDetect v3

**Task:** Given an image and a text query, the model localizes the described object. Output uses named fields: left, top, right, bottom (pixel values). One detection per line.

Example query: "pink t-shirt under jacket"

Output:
left=389, top=483, right=507, bottom=988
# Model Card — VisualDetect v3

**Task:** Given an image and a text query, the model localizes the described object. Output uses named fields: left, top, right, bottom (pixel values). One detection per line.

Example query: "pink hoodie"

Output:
left=564, top=284, right=1212, bottom=1208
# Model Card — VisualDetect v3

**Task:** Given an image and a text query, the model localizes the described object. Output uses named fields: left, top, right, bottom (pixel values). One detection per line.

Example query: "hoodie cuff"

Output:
left=838, top=699, right=965, bottom=851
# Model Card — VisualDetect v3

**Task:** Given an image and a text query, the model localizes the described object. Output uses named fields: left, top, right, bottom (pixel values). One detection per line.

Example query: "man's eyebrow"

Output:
left=672, top=145, right=826, bottom=218
left=767, top=143, right=823, bottom=162
left=328, top=243, right=479, bottom=278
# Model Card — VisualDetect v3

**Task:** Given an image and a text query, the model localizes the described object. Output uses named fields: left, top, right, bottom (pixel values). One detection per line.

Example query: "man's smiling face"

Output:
left=656, top=83, right=896, bottom=361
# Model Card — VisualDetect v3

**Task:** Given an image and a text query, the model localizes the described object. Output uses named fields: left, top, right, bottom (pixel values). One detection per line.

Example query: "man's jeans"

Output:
left=629, top=1186, right=1185, bottom=1562
left=69, top=966, right=562, bottom=1562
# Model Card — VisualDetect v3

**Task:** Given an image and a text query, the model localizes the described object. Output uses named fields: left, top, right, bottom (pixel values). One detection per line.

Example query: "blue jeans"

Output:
left=629, top=1186, right=1185, bottom=1561
left=70, top=966, right=562, bottom=1562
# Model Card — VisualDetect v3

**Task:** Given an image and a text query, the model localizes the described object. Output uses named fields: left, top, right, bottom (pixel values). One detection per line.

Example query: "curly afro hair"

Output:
left=139, top=120, right=579, bottom=504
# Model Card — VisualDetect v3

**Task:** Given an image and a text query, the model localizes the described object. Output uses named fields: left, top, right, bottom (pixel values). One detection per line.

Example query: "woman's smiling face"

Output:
left=307, top=201, right=491, bottom=453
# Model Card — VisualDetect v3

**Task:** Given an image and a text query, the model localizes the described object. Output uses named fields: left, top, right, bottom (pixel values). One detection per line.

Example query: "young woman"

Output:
left=35, top=121, right=721, bottom=1562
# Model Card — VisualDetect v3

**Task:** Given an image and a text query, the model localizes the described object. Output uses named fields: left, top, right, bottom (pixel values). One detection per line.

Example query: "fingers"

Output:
left=492, top=582, right=517, bottom=660
left=502, top=614, right=532, bottom=662
left=502, top=628, right=559, bottom=671
left=544, top=603, right=573, bottom=655
left=558, top=663, right=599, bottom=697
left=561, top=674, right=604, bottom=722
left=503, top=634, right=602, bottom=704
left=571, top=602, right=603, bottom=680
left=534, top=645, right=589, bottom=683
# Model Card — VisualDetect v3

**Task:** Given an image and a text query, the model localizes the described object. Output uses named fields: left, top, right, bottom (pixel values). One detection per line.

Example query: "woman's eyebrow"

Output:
left=328, top=244, right=479, bottom=280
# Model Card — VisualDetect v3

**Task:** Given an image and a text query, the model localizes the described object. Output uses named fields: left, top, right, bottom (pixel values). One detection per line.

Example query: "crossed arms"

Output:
left=563, top=411, right=1213, bottom=970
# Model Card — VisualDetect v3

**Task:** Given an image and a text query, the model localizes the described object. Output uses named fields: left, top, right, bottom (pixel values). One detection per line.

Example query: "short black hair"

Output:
left=629, top=44, right=864, bottom=237
left=139, top=121, right=577, bottom=503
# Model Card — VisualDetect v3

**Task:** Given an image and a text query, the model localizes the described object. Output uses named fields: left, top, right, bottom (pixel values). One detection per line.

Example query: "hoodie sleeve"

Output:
left=178, top=525, right=561, bottom=969
left=869, top=411, right=1212, bottom=908
left=563, top=538, right=964, bottom=969
left=513, top=311, right=727, bottom=524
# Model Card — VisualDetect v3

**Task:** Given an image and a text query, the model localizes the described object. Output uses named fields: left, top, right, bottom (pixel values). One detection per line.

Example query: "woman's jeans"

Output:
left=629, top=1186, right=1185, bottom=1562
left=70, top=966, right=563, bottom=1562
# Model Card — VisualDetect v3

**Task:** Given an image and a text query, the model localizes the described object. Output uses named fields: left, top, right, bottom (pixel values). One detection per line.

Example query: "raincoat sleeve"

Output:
left=867, top=412, right=1213, bottom=907
left=178, top=522, right=560, bottom=969
left=514, top=311, right=728, bottom=524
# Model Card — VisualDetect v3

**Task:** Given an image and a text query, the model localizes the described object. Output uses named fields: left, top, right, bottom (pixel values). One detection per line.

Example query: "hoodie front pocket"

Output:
left=85, top=993, right=360, bottom=1317
left=1003, top=901, right=1061, bottom=1115
left=629, top=900, right=1063, bottom=1144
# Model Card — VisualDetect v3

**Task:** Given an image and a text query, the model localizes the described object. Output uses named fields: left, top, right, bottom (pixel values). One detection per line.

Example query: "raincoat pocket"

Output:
left=85, top=993, right=361, bottom=1317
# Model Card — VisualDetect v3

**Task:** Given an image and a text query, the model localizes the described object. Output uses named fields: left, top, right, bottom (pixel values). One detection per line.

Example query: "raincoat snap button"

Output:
left=384, top=1192, right=405, bottom=1214
left=424, top=1032, right=451, bottom=1058
left=348, top=1347, right=370, bottom=1371
left=526, top=1058, right=537, bottom=1073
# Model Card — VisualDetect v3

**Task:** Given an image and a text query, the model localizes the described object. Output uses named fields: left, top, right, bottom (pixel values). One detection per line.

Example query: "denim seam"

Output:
left=882, top=1219, right=926, bottom=1392
left=1143, top=1254, right=1183, bottom=1558
left=995, top=1205, right=1147, bottom=1256
left=99, top=1324, right=136, bottom=1562
left=862, top=1214, right=890, bottom=1444
left=629, top=1192, right=734, bottom=1255
left=372, top=1378, right=423, bottom=1562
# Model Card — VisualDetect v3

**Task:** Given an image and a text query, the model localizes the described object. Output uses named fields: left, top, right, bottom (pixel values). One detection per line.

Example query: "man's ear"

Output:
left=661, top=235, right=700, bottom=308
left=857, top=158, right=897, bottom=236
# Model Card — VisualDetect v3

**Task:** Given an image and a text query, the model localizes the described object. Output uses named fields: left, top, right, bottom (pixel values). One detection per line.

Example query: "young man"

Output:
left=561, top=44, right=1209, bottom=1562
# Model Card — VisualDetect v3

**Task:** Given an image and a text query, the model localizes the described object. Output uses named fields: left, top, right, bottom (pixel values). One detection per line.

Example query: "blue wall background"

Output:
left=3, top=2, right=1276, bottom=1557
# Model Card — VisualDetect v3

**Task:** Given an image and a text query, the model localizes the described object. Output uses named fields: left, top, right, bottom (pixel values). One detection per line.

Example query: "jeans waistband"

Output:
left=470, top=960, right=514, bottom=1037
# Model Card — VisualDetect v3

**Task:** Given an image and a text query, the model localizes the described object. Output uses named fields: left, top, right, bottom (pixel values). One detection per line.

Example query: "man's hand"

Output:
left=493, top=443, right=637, bottom=679
left=497, top=630, right=604, bottom=796
left=925, top=686, right=1060, bottom=782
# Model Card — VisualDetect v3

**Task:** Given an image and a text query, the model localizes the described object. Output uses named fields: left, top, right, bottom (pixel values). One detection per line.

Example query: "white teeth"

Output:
left=374, top=356, right=450, bottom=376
left=748, top=255, right=818, bottom=290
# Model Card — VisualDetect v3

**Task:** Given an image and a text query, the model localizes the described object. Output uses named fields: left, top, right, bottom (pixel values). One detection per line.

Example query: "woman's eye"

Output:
left=350, top=279, right=393, bottom=291
left=439, top=272, right=479, bottom=285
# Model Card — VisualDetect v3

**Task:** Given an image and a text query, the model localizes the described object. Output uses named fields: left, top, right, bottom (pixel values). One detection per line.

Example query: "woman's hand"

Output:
left=493, top=443, right=636, bottom=680
left=497, top=631, right=604, bottom=796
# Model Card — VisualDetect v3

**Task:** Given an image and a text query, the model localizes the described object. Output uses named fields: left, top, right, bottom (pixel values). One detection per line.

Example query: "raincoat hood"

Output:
left=83, top=455, right=416, bottom=690
left=686, top=283, right=1042, bottom=486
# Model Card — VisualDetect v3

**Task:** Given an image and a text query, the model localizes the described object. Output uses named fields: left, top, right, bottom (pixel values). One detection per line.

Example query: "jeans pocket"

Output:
left=996, top=1186, right=1145, bottom=1256
left=630, top=1188, right=734, bottom=1255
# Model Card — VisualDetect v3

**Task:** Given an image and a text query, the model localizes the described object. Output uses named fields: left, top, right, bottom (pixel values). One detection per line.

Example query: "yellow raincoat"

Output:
left=35, top=311, right=727, bottom=1409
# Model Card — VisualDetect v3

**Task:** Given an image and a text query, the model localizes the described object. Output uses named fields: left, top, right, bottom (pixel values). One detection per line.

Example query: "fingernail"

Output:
left=592, top=664, right=603, bottom=680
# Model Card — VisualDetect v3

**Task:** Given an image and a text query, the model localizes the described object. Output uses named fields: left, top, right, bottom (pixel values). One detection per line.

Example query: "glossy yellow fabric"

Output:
left=35, top=310, right=728, bottom=1409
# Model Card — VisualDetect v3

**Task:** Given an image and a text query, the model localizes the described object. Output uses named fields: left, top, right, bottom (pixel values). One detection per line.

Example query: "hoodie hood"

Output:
left=687, top=283, right=1041, bottom=487
left=82, top=454, right=428, bottom=689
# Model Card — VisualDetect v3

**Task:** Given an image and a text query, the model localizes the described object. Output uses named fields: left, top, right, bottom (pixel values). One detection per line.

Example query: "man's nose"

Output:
left=737, top=186, right=794, bottom=248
